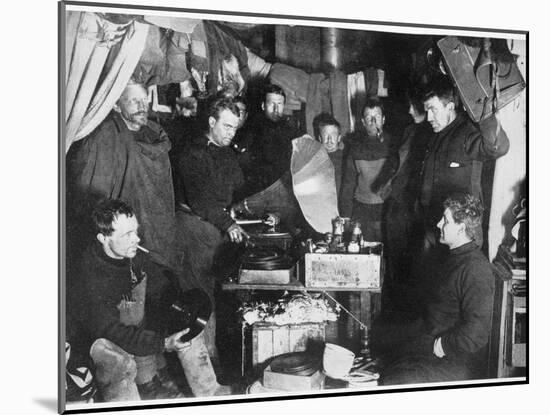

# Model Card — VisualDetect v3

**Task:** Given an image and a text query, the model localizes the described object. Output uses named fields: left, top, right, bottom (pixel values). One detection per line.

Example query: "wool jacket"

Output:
left=420, top=112, right=509, bottom=225
left=178, top=134, right=245, bottom=232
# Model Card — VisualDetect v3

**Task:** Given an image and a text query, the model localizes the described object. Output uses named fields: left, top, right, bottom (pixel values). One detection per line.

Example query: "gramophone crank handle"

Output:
left=234, top=219, right=264, bottom=225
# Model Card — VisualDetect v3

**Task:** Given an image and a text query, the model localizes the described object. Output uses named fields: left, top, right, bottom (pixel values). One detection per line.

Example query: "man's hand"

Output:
left=164, top=328, right=191, bottom=352
left=227, top=223, right=248, bottom=243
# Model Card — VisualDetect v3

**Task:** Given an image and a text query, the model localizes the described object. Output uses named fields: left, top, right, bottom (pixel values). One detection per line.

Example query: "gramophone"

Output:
left=231, top=136, right=340, bottom=283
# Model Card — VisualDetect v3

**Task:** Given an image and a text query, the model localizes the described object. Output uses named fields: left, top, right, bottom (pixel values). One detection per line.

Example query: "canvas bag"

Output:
left=438, top=36, right=525, bottom=122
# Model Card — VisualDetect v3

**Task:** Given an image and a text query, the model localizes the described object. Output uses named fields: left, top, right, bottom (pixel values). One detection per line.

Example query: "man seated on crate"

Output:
left=373, top=192, right=495, bottom=385
left=67, top=198, right=231, bottom=402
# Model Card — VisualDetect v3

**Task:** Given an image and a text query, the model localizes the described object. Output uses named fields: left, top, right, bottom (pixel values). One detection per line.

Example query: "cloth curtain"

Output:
left=347, top=72, right=366, bottom=132
left=65, top=11, right=149, bottom=152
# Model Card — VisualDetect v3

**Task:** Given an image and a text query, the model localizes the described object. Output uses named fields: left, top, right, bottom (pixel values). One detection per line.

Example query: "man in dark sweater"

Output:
left=244, top=84, right=301, bottom=195
left=376, top=193, right=495, bottom=385
left=175, top=97, right=247, bottom=362
left=68, top=199, right=230, bottom=402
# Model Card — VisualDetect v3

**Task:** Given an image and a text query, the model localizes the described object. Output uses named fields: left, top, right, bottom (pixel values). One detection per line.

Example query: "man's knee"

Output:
left=90, top=338, right=137, bottom=384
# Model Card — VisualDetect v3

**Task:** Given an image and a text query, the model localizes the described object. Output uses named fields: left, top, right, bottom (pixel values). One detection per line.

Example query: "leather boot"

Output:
left=137, top=375, right=184, bottom=400
left=177, top=333, right=232, bottom=397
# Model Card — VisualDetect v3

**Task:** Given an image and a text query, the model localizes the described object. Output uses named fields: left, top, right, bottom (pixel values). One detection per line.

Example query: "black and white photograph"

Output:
left=54, top=0, right=532, bottom=413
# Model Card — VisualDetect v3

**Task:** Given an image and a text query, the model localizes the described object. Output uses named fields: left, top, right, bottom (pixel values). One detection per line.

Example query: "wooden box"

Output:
left=263, top=366, right=325, bottom=391
left=248, top=322, right=325, bottom=371
left=238, top=264, right=295, bottom=284
left=302, top=251, right=382, bottom=289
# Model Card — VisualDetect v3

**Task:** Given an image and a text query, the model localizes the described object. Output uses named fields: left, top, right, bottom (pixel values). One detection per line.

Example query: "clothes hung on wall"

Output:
left=347, top=68, right=388, bottom=132
left=269, top=63, right=351, bottom=136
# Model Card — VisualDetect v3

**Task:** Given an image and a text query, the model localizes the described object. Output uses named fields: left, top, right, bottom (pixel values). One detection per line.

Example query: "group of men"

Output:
left=65, top=81, right=300, bottom=402
left=66, top=72, right=510, bottom=402
left=300, top=76, right=509, bottom=384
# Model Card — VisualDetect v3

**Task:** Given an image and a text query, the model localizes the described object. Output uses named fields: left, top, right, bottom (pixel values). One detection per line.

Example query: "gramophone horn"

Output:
left=290, top=136, right=338, bottom=233
left=241, top=136, right=338, bottom=234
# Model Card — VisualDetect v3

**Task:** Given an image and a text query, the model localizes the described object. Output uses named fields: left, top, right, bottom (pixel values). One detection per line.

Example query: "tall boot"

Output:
left=176, top=333, right=231, bottom=397
left=90, top=338, right=140, bottom=402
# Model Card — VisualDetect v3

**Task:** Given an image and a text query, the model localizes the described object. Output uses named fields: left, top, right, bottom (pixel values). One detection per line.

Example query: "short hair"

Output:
left=263, top=84, right=286, bottom=102
left=91, top=199, right=135, bottom=237
left=363, top=97, right=384, bottom=116
left=313, top=113, right=341, bottom=139
left=422, top=76, right=458, bottom=107
left=207, top=96, right=241, bottom=120
left=443, top=193, right=484, bottom=240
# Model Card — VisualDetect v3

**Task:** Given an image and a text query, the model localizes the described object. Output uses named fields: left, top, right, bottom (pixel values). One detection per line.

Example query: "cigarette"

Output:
left=136, top=245, right=149, bottom=253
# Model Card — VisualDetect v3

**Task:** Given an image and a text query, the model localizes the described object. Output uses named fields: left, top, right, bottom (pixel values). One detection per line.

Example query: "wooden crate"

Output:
left=245, top=322, right=326, bottom=373
left=238, top=263, right=296, bottom=284
left=302, top=250, right=383, bottom=289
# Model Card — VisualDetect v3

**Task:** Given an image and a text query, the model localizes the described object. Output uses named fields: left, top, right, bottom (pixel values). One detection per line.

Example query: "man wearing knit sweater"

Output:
left=340, top=98, right=398, bottom=242
left=377, top=193, right=495, bottom=385
left=68, top=199, right=230, bottom=402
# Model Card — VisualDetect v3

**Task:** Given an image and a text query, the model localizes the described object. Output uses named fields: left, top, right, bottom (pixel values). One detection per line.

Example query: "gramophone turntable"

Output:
left=234, top=216, right=297, bottom=284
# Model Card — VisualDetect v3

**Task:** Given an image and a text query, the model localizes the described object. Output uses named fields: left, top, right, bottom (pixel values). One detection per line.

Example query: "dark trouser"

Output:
left=381, top=354, right=469, bottom=386
left=383, top=198, right=414, bottom=284
left=174, top=210, right=244, bottom=364
left=371, top=318, right=471, bottom=385
left=174, top=211, right=224, bottom=360
left=351, top=200, right=384, bottom=243
left=174, top=211, right=224, bottom=296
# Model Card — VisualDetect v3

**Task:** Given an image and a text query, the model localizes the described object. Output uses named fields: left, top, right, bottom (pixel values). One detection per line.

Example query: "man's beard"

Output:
left=130, top=112, right=148, bottom=126
left=267, top=113, right=282, bottom=122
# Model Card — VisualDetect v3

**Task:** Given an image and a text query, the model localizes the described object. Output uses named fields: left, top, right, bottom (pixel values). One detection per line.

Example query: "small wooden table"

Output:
left=222, top=277, right=381, bottom=331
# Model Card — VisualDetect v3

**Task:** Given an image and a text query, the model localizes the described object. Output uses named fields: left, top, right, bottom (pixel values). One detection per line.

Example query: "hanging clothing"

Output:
left=133, top=25, right=191, bottom=86
left=329, top=71, right=351, bottom=136
left=203, top=21, right=250, bottom=95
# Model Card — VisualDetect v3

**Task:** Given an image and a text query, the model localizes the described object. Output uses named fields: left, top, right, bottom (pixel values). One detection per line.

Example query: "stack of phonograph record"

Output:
left=238, top=246, right=296, bottom=284
left=263, top=352, right=325, bottom=391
